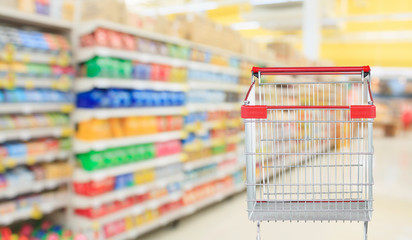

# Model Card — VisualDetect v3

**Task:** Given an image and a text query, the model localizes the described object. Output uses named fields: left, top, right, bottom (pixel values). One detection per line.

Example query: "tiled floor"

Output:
left=140, top=133, right=412, bottom=240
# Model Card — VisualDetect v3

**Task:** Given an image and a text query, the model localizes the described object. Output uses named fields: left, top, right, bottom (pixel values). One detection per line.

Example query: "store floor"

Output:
left=140, top=132, right=412, bottom=240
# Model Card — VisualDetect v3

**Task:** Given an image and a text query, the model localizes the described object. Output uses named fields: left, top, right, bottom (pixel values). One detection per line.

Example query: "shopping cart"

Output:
left=241, top=66, right=376, bottom=240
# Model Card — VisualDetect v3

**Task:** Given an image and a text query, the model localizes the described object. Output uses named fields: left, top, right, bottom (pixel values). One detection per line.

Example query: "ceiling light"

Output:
left=158, top=2, right=218, bottom=15
left=231, top=21, right=261, bottom=30
left=250, top=0, right=302, bottom=5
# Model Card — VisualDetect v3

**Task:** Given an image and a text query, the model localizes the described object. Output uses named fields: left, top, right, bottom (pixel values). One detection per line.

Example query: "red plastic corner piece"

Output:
left=350, top=105, right=376, bottom=119
left=251, top=66, right=259, bottom=73
left=241, top=105, right=268, bottom=119
left=363, top=65, right=371, bottom=73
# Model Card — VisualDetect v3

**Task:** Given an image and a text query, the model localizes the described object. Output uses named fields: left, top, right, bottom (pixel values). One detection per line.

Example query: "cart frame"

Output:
left=241, top=66, right=376, bottom=240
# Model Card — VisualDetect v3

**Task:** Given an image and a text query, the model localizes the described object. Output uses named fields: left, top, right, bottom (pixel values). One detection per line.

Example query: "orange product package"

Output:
left=146, top=116, right=159, bottom=134
left=156, top=116, right=167, bottom=132
left=26, top=141, right=46, bottom=156
left=122, top=116, right=142, bottom=136
left=138, top=116, right=157, bottom=135
left=109, top=118, right=124, bottom=138
left=44, top=162, right=73, bottom=179
left=76, top=119, right=112, bottom=141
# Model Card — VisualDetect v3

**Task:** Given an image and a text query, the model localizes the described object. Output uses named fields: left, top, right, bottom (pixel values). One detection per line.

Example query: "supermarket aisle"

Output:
left=140, top=133, right=412, bottom=240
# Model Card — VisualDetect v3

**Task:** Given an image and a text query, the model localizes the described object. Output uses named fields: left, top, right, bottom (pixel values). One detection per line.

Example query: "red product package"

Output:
left=62, top=66, right=76, bottom=76
left=94, top=28, right=110, bottom=47
left=156, top=116, right=167, bottom=133
left=103, top=219, right=126, bottom=238
left=80, top=34, right=95, bottom=47
left=0, top=146, right=8, bottom=158
left=108, top=31, right=124, bottom=49
left=56, top=35, right=71, bottom=50
left=135, top=192, right=150, bottom=203
left=44, top=138, right=59, bottom=151
left=150, top=64, right=161, bottom=80
left=122, top=34, right=136, bottom=50
left=158, top=65, right=171, bottom=82
left=51, top=66, right=64, bottom=77
left=26, top=141, right=45, bottom=156
left=73, top=177, right=115, bottom=196
left=43, top=33, right=59, bottom=50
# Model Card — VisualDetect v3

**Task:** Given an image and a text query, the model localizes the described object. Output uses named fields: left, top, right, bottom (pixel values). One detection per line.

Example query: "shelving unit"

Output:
left=73, top=131, right=185, bottom=153
left=73, top=153, right=185, bottom=182
left=74, top=78, right=188, bottom=92
left=0, top=178, right=70, bottom=199
left=73, top=107, right=186, bottom=122
left=0, top=9, right=302, bottom=239
left=68, top=19, right=248, bottom=239
left=0, top=103, right=74, bottom=114
left=0, top=7, right=72, bottom=31
left=72, top=174, right=184, bottom=209
left=0, top=198, right=69, bottom=225
left=0, top=10, right=74, bottom=227
left=106, top=183, right=245, bottom=240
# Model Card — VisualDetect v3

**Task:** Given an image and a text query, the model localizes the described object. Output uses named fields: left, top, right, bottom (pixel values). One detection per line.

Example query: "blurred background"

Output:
left=0, top=0, right=411, bottom=239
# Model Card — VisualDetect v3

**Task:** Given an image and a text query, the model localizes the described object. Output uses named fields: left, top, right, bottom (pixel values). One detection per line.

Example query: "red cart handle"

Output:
left=252, top=66, right=370, bottom=76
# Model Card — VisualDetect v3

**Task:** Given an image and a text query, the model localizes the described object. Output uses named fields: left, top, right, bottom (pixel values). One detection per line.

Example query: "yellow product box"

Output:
left=17, top=0, right=34, bottom=12
left=124, top=216, right=134, bottom=230
left=135, top=213, right=146, bottom=226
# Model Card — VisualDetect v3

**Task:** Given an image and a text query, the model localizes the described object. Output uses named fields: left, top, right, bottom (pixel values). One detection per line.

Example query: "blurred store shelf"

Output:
left=72, top=174, right=184, bottom=208
left=0, top=126, right=73, bottom=143
left=0, top=7, right=72, bottom=31
left=73, top=153, right=185, bottom=182
left=74, top=131, right=185, bottom=153
left=0, top=178, right=70, bottom=199
left=0, top=103, right=74, bottom=114
left=73, top=107, right=186, bottom=122
left=74, top=78, right=188, bottom=93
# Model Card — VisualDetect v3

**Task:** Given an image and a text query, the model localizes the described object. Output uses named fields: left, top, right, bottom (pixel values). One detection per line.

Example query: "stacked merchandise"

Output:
left=0, top=25, right=74, bottom=226
left=70, top=21, right=246, bottom=240
left=0, top=221, right=88, bottom=239
left=71, top=24, right=188, bottom=240
left=2, top=0, right=75, bottom=21
left=370, top=68, right=412, bottom=136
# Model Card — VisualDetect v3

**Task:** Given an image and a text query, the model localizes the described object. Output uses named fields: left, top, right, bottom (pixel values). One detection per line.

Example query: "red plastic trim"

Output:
left=267, top=106, right=350, bottom=110
left=241, top=105, right=267, bottom=119
left=252, top=66, right=370, bottom=74
left=244, top=80, right=256, bottom=102
left=242, top=105, right=376, bottom=119
left=350, top=105, right=376, bottom=119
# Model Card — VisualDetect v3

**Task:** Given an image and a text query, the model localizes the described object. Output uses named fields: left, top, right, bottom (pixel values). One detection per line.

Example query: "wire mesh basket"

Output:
left=241, top=66, right=376, bottom=240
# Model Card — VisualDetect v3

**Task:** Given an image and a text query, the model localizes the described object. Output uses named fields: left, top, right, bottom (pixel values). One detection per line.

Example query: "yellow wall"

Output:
left=321, top=42, right=412, bottom=67
left=324, top=0, right=412, bottom=67
left=204, top=0, right=412, bottom=67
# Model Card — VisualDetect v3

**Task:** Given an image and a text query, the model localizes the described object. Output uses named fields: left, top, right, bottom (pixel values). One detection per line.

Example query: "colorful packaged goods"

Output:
left=76, top=88, right=185, bottom=108
left=76, top=115, right=183, bottom=141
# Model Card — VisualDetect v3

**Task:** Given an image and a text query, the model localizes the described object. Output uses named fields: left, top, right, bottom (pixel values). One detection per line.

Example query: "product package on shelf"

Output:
left=0, top=22, right=74, bottom=228
left=0, top=220, right=87, bottom=240
left=13, top=0, right=75, bottom=21
left=69, top=21, right=249, bottom=239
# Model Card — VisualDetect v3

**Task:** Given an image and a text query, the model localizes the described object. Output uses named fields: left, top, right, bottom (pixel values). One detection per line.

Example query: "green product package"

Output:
left=123, top=145, right=138, bottom=163
left=135, top=144, right=146, bottom=161
left=77, top=151, right=104, bottom=171
left=85, top=57, right=98, bottom=77
left=103, top=149, right=120, bottom=167
left=118, top=59, right=133, bottom=79
left=112, top=147, right=128, bottom=164
left=211, top=145, right=226, bottom=155
left=86, top=57, right=111, bottom=78
left=58, top=138, right=72, bottom=150
left=108, top=57, right=118, bottom=78
left=143, top=143, right=155, bottom=160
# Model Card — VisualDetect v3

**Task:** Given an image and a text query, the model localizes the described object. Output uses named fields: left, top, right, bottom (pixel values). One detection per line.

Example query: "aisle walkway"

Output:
left=139, top=134, right=412, bottom=240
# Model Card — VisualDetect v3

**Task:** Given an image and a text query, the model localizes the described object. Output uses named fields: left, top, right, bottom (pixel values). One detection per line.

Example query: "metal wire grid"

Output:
left=244, top=75, right=374, bottom=222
